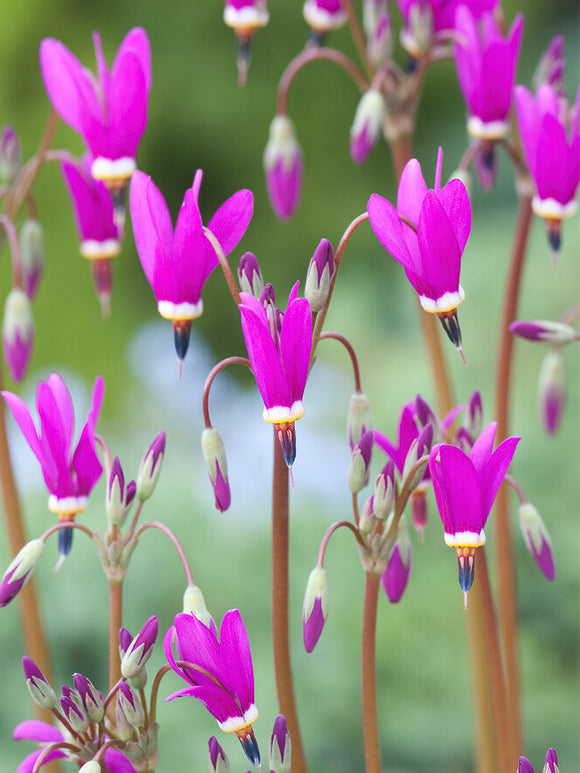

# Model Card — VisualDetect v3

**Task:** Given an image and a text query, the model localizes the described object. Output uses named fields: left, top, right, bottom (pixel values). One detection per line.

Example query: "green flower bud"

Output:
left=183, top=584, right=214, bottom=629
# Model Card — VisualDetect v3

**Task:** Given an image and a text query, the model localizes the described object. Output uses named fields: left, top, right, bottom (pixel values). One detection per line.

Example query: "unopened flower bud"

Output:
left=238, top=252, right=264, bottom=298
left=78, top=762, right=102, bottom=773
left=208, top=735, right=231, bottom=773
left=118, top=682, right=145, bottom=728
left=0, top=125, right=21, bottom=183
left=60, top=695, right=89, bottom=734
left=359, top=496, right=375, bottom=536
left=302, top=566, right=329, bottom=653
left=0, top=538, right=44, bottom=607
left=415, top=394, right=436, bottom=431
left=518, top=758, right=535, bottom=773
left=543, top=748, right=559, bottom=773
left=263, top=115, right=302, bottom=221
left=119, top=627, right=133, bottom=659
left=537, top=349, right=566, bottom=435
left=381, top=514, right=411, bottom=603
left=115, top=697, right=135, bottom=742
left=22, top=657, right=56, bottom=710
left=269, top=715, right=291, bottom=773
left=107, top=457, right=135, bottom=527
left=350, top=90, right=386, bottom=164
left=136, top=432, right=166, bottom=501
left=363, top=0, right=392, bottom=67
left=3, top=288, right=33, bottom=382
left=400, top=2, right=433, bottom=57
left=348, top=429, right=373, bottom=493
left=121, top=616, right=158, bottom=679
left=347, top=390, right=373, bottom=450
left=410, top=488, right=428, bottom=534
left=518, top=502, right=555, bottom=581
left=532, top=35, right=565, bottom=94
left=182, top=584, right=215, bottom=632
left=19, top=220, right=45, bottom=300
left=510, top=319, right=577, bottom=345
left=402, top=424, right=433, bottom=490
left=304, top=238, right=335, bottom=312
left=201, top=428, right=231, bottom=512
left=373, top=460, right=395, bottom=520
left=73, top=673, right=104, bottom=723
left=465, top=390, right=483, bottom=440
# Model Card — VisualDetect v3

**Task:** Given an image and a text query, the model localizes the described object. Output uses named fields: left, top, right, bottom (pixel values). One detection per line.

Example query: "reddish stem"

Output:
left=361, top=571, right=382, bottom=773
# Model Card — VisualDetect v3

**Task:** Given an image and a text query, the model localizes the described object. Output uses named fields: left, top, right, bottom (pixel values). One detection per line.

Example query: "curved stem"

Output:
left=134, top=521, right=195, bottom=587
left=41, top=521, right=94, bottom=542
left=149, top=664, right=173, bottom=723
left=202, top=356, right=251, bottom=428
left=317, top=520, right=366, bottom=566
left=339, top=0, right=373, bottom=78
left=493, top=194, right=533, bottom=762
left=361, top=571, right=381, bottom=773
left=202, top=226, right=240, bottom=305
left=271, top=431, right=307, bottom=773
left=277, top=48, right=369, bottom=115
left=311, top=211, right=369, bottom=355
left=318, top=332, right=362, bottom=391
left=32, top=742, right=79, bottom=773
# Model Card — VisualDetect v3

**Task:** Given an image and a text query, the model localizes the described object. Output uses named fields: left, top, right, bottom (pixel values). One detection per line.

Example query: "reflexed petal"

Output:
left=438, top=179, right=472, bottom=254
left=220, top=609, right=254, bottom=713
left=1, top=391, right=44, bottom=463
left=417, top=191, right=461, bottom=298
left=429, top=445, right=455, bottom=537
left=367, top=194, right=420, bottom=274
left=396, top=159, right=427, bottom=224
left=476, top=41, right=514, bottom=120
left=130, top=172, right=174, bottom=296
left=280, top=297, right=312, bottom=404
left=515, top=85, right=541, bottom=177
left=13, top=720, right=63, bottom=743
left=183, top=684, right=243, bottom=725
left=172, top=188, right=215, bottom=302
left=173, top=612, right=224, bottom=682
left=536, top=113, right=567, bottom=202
left=104, top=748, right=139, bottom=773
left=207, top=189, right=254, bottom=256
left=115, top=28, right=151, bottom=92
left=109, top=50, right=148, bottom=158
left=16, top=749, right=66, bottom=773
left=431, top=444, right=482, bottom=536
left=479, top=435, right=520, bottom=521
left=469, top=422, right=497, bottom=474
left=240, top=304, right=289, bottom=410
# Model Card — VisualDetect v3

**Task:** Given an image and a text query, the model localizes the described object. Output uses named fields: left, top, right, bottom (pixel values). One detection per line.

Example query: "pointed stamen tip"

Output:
left=237, top=63, right=248, bottom=87
left=177, top=358, right=183, bottom=380
left=54, top=553, right=66, bottom=573
left=463, top=591, right=468, bottom=609
left=458, top=346, right=467, bottom=366
left=99, top=296, right=111, bottom=319
left=289, top=466, right=295, bottom=488
left=547, top=222, right=561, bottom=254
left=237, top=727, right=261, bottom=767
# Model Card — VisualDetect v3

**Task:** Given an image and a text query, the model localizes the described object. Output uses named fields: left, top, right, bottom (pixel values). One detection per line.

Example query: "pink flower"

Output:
left=239, top=282, right=312, bottom=466
left=515, top=83, right=580, bottom=250
left=165, top=609, right=260, bottom=767
left=40, top=29, right=151, bottom=188
left=454, top=7, right=523, bottom=140
left=13, top=720, right=137, bottom=773
left=2, top=374, right=104, bottom=557
left=130, top=169, right=253, bottom=365
left=367, top=148, right=471, bottom=354
left=429, top=422, right=520, bottom=602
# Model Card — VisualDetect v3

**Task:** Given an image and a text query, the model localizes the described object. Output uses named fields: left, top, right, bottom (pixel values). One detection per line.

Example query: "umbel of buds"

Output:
left=0, top=539, right=44, bottom=607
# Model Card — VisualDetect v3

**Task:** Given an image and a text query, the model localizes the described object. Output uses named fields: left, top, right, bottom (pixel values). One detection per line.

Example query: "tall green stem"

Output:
left=493, top=194, right=533, bottom=761
left=271, top=432, right=307, bottom=773
left=361, top=572, right=381, bottom=773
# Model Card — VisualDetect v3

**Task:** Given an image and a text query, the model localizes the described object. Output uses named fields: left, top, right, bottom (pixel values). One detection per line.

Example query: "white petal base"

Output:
left=467, top=116, right=510, bottom=140
left=48, top=494, right=88, bottom=515
left=532, top=196, right=578, bottom=220
left=263, top=401, right=304, bottom=424
left=445, top=529, right=485, bottom=547
left=224, top=4, right=269, bottom=31
left=218, top=703, right=258, bottom=733
left=157, top=300, right=203, bottom=321
left=420, top=286, right=465, bottom=314
left=91, top=156, right=136, bottom=183
left=80, top=239, right=121, bottom=260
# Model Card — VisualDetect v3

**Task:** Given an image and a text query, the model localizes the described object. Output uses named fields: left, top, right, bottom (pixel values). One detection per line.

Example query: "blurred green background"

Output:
left=0, top=1, right=578, bottom=771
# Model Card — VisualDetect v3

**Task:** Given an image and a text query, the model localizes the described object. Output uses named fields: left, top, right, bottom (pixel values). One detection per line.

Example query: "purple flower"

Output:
left=0, top=540, right=44, bottom=608
left=382, top=514, right=411, bottom=602
left=2, top=288, right=33, bottom=383
left=238, top=252, right=264, bottom=298
left=121, top=616, right=159, bottom=679
left=13, top=719, right=137, bottom=772
left=165, top=609, right=260, bottom=767
left=2, top=374, right=104, bottom=556
left=304, top=238, right=334, bottom=313
left=454, top=7, right=523, bottom=140
left=40, top=28, right=151, bottom=187
left=429, top=422, right=520, bottom=600
left=263, top=115, right=302, bottom=221
left=130, top=169, right=253, bottom=365
left=515, top=83, right=580, bottom=251
left=303, top=0, right=349, bottom=33
left=239, top=283, right=312, bottom=466
left=368, top=148, right=471, bottom=354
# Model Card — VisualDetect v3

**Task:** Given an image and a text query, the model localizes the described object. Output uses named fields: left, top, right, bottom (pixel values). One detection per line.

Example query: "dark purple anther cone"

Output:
left=438, top=310, right=462, bottom=350
left=173, top=320, right=192, bottom=362
left=277, top=422, right=296, bottom=468
left=547, top=223, right=561, bottom=253
left=458, top=551, right=475, bottom=594
left=58, top=526, right=74, bottom=559
left=239, top=727, right=261, bottom=767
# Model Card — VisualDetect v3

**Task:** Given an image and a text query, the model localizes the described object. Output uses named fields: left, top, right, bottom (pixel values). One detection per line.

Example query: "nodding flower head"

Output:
left=223, top=1, right=270, bottom=85
left=368, top=147, right=471, bottom=358
left=453, top=7, right=523, bottom=140
left=130, top=169, right=253, bottom=368
left=2, top=374, right=104, bottom=558
left=40, top=28, right=151, bottom=190
left=239, top=282, right=312, bottom=467
left=429, top=422, right=520, bottom=603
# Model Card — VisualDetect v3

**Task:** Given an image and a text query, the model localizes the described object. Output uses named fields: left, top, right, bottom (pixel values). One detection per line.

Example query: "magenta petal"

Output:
left=39, top=39, right=95, bottom=134
left=396, top=158, right=427, bottom=223
left=115, top=28, right=151, bottom=92
left=469, top=422, right=497, bottom=474
left=105, top=747, right=139, bottom=773
left=130, top=172, right=173, bottom=295
left=13, top=720, right=63, bottom=743
left=108, top=50, right=148, bottom=158
left=382, top=541, right=411, bottom=603
left=279, top=297, right=312, bottom=404
left=433, top=445, right=482, bottom=536
left=207, top=189, right=254, bottom=257
left=16, top=749, right=67, bottom=773
left=527, top=529, right=555, bottom=581
left=171, top=188, right=215, bottom=301
left=303, top=596, right=325, bottom=653
left=515, top=85, right=540, bottom=177
left=429, top=445, right=455, bottom=537
left=1, top=392, right=44, bottom=462
left=184, top=684, right=243, bottom=725
left=173, top=613, right=223, bottom=681
left=479, top=436, right=520, bottom=521
left=536, top=113, right=567, bottom=202
left=240, top=304, right=289, bottom=410
left=438, top=179, right=472, bottom=254
left=367, top=194, right=419, bottom=273
left=220, top=609, right=254, bottom=713
left=416, top=191, right=461, bottom=299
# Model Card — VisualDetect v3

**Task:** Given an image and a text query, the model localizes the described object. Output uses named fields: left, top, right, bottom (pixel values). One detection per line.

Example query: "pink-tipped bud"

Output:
left=73, top=673, right=104, bottom=723
left=381, top=514, right=411, bottom=603
left=347, top=390, right=373, bottom=450
left=201, top=428, right=231, bottom=512
left=363, top=0, right=392, bottom=67
left=510, top=319, right=577, bottom=345
left=302, top=566, right=329, bottom=652
left=347, top=429, right=374, bottom=493
left=209, top=735, right=231, bottom=773
left=466, top=389, right=483, bottom=440
left=532, top=35, right=565, bottom=94
left=537, top=349, right=566, bottom=435
left=118, top=682, right=145, bottom=728
left=518, top=758, right=535, bottom=773
left=400, top=2, right=433, bottom=57
left=2, top=288, right=33, bottom=382
left=22, top=657, right=56, bottom=710
left=518, top=502, right=555, bottom=581
left=373, top=460, right=396, bottom=520
left=0, top=539, right=44, bottom=608
left=182, top=584, right=216, bottom=633
left=107, top=457, right=135, bottom=527
left=350, top=90, right=386, bottom=164
left=119, top=627, right=133, bottom=658
left=543, top=748, right=559, bottom=773
left=19, top=220, right=45, bottom=300
left=60, top=695, right=89, bottom=734
left=304, top=238, right=335, bottom=312
left=136, top=432, right=166, bottom=501
left=415, top=394, right=436, bottom=431
left=0, top=125, right=21, bottom=183
left=402, top=424, right=433, bottom=490
left=238, top=252, right=264, bottom=298
left=121, top=616, right=158, bottom=679
left=269, top=715, right=291, bottom=773
left=263, top=115, right=302, bottom=221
